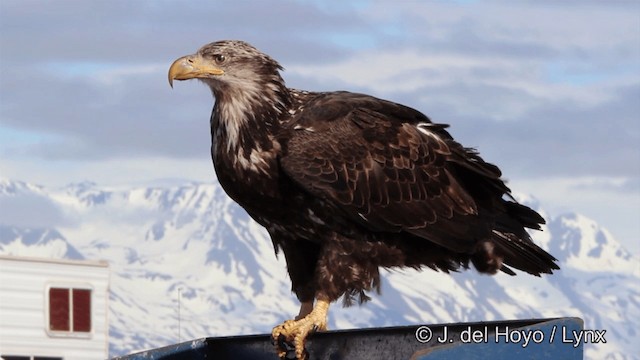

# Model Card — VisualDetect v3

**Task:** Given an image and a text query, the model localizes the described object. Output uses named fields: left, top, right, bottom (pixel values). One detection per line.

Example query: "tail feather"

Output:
left=504, top=201, right=545, bottom=230
left=493, top=230, right=559, bottom=276
left=472, top=200, right=558, bottom=276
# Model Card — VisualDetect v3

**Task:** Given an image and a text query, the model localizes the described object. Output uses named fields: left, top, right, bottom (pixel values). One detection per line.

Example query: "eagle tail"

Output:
left=494, top=201, right=558, bottom=276
left=472, top=201, right=558, bottom=276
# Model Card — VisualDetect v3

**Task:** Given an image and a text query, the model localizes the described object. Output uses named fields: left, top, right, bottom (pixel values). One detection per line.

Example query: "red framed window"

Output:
left=48, top=287, right=91, bottom=333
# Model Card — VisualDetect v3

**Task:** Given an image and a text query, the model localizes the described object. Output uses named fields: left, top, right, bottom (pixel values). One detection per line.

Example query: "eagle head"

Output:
left=169, top=40, right=291, bottom=159
left=168, top=40, right=285, bottom=98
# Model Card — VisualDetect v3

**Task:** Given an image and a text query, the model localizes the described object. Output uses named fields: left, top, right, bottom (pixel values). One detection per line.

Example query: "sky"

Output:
left=0, top=0, right=638, bottom=255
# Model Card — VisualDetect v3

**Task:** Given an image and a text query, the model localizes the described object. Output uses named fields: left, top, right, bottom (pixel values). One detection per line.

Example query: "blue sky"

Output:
left=1, top=0, right=638, bottom=254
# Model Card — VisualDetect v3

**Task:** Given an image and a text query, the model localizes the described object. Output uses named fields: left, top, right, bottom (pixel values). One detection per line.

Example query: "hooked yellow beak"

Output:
left=168, top=54, right=224, bottom=88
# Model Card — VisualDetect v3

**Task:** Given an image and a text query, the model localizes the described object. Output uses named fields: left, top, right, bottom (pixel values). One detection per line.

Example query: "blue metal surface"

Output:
left=113, top=317, right=583, bottom=360
left=112, top=338, right=210, bottom=360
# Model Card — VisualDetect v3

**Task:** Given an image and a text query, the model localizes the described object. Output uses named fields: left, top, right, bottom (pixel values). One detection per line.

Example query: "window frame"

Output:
left=44, top=283, right=94, bottom=339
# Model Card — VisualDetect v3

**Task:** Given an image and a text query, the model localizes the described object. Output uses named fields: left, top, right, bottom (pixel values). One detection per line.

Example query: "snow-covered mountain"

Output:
left=0, top=178, right=638, bottom=359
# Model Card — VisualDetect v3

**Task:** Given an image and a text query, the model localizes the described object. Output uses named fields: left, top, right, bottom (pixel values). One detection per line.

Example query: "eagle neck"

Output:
left=210, top=78, right=291, bottom=174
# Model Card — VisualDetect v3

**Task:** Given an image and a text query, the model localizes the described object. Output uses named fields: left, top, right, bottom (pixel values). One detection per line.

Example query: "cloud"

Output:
left=0, top=193, right=69, bottom=228
left=0, top=1, right=638, bottom=177
left=571, top=177, right=640, bottom=194
left=442, top=83, right=640, bottom=179
left=0, top=0, right=365, bottom=65
left=0, top=155, right=216, bottom=190
left=0, top=0, right=377, bottom=162
left=509, top=175, right=640, bottom=255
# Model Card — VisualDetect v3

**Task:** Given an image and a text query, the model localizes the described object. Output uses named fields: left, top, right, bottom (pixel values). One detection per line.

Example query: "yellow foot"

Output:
left=272, top=299, right=330, bottom=360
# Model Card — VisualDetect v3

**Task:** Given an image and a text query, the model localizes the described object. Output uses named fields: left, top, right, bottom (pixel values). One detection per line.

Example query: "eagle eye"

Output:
left=214, top=54, right=226, bottom=64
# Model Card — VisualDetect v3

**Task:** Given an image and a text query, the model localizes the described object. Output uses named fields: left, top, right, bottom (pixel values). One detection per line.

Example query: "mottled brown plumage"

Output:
left=168, top=40, right=559, bottom=359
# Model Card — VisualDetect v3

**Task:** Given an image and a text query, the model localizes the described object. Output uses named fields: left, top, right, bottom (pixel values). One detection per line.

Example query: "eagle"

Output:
left=168, top=40, right=558, bottom=359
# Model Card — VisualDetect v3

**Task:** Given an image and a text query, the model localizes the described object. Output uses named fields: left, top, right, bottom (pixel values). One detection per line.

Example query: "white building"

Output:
left=0, top=255, right=109, bottom=360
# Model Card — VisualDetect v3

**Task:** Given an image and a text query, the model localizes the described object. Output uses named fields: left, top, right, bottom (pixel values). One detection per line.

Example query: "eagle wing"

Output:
left=280, top=92, right=514, bottom=253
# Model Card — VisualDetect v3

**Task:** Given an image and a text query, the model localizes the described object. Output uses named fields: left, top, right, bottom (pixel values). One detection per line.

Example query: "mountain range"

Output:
left=0, top=178, right=638, bottom=359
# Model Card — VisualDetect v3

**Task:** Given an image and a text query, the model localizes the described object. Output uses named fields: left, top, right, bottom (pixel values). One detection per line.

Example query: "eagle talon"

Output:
left=271, top=333, right=291, bottom=348
left=286, top=348, right=306, bottom=360
left=271, top=299, right=330, bottom=360
left=272, top=328, right=295, bottom=359
left=280, top=338, right=299, bottom=360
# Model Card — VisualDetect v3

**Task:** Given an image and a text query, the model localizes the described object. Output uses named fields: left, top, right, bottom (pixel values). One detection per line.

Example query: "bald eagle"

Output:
left=168, top=40, right=558, bottom=359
